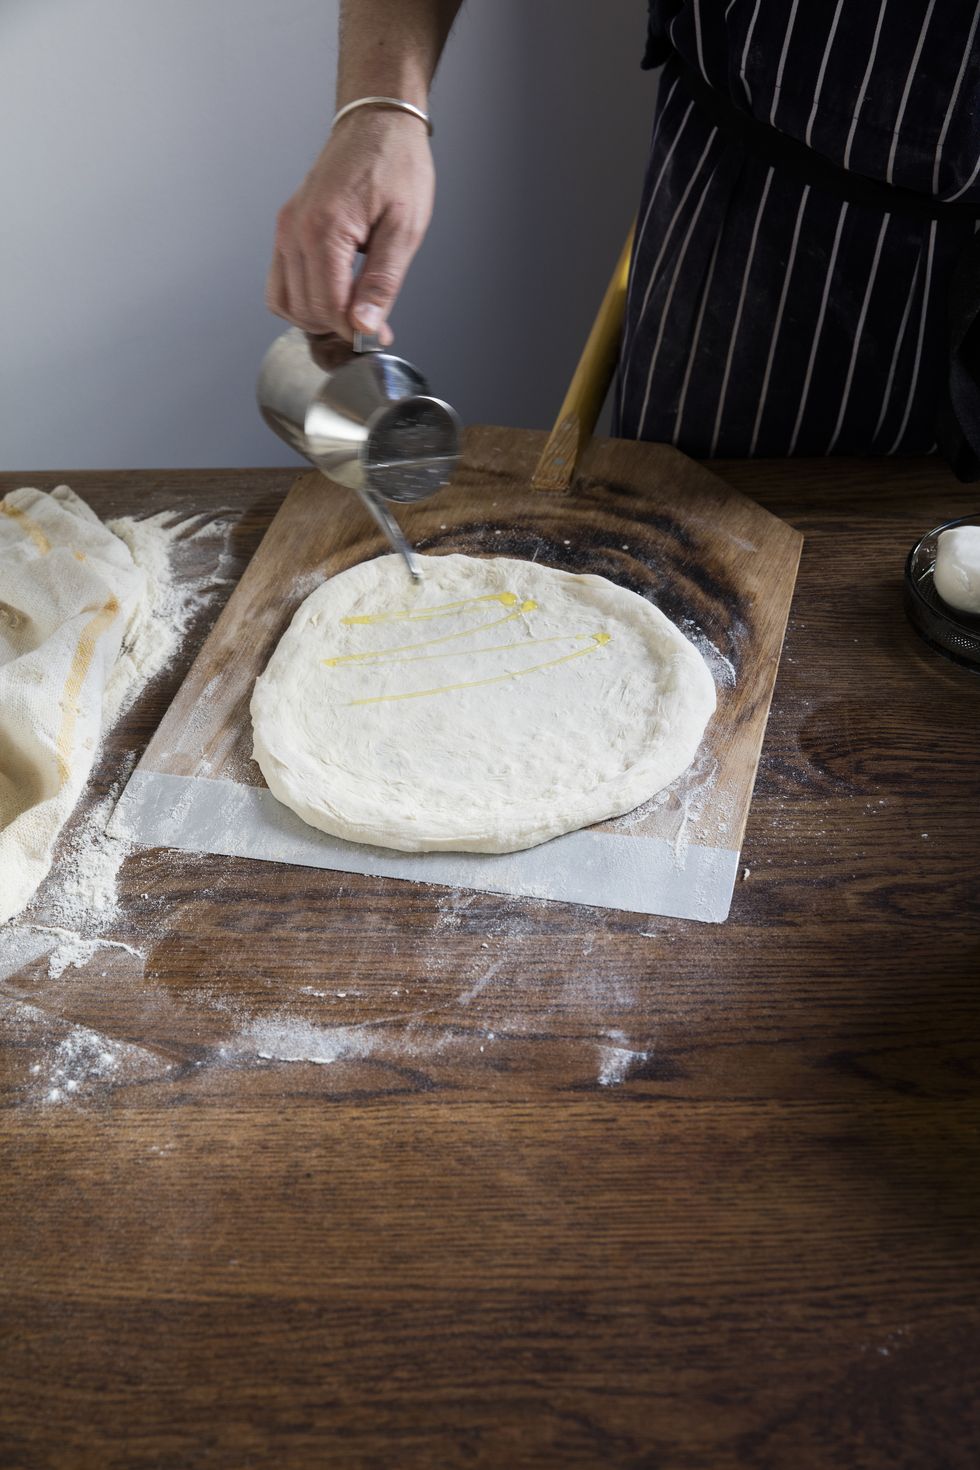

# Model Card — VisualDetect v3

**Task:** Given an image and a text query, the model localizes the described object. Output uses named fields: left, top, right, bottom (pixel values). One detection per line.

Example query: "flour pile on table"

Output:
left=104, top=509, right=215, bottom=718
left=30, top=1006, right=167, bottom=1105
left=26, top=786, right=144, bottom=979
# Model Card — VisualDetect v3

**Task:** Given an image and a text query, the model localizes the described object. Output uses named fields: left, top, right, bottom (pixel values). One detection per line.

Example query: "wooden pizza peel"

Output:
left=113, top=229, right=802, bottom=922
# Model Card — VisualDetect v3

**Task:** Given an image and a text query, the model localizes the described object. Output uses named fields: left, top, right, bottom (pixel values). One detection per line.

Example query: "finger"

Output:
left=264, top=250, right=289, bottom=320
left=272, top=203, right=316, bottom=330
left=274, top=200, right=338, bottom=333
left=281, top=244, right=316, bottom=332
left=309, top=228, right=360, bottom=341
left=349, top=205, right=419, bottom=340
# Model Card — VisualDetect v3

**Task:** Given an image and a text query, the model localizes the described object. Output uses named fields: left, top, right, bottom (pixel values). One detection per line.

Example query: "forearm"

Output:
left=267, top=0, right=454, bottom=337
left=336, top=0, right=463, bottom=110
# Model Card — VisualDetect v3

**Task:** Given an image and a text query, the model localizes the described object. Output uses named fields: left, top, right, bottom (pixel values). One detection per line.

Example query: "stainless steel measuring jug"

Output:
left=257, top=328, right=461, bottom=580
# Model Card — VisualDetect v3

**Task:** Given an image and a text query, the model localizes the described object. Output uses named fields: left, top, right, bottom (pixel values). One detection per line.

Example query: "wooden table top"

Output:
left=1, top=454, right=978, bottom=1470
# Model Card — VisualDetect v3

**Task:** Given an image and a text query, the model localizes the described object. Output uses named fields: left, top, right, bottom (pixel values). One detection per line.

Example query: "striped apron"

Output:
left=614, top=1, right=980, bottom=464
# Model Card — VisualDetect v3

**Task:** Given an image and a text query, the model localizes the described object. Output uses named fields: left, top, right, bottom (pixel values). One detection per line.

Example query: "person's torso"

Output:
left=644, top=0, right=980, bottom=201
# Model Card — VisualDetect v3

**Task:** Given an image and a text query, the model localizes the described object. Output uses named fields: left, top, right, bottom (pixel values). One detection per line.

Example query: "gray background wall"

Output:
left=0, top=1, right=655, bottom=470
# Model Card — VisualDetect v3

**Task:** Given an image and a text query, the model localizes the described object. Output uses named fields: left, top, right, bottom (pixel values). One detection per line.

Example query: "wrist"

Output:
left=332, top=97, right=433, bottom=137
left=336, top=72, right=429, bottom=114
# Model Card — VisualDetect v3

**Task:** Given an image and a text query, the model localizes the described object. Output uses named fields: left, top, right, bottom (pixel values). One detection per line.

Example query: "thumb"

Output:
left=350, top=207, right=418, bottom=339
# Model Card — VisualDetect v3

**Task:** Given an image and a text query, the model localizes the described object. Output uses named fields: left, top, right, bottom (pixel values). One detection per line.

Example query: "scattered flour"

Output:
left=296, top=986, right=364, bottom=999
left=1, top=997, right=173, bottom=1105
left=20, top=789, right=142, bottom=978
left=44, top=792, right=129, bottom=931
left=241, top=1015, right=379, bottom=1066
left=104, top=509, right=230, bottom=723
left=37, top=1019, right=171, bottom=1104
left=457, top=957, right=506, bottom=1005
left=435, top=889, right=480, bottom=932
left=38, top=929, right=144, bottom=979
left=44, top=936, right=101, bottom=980
left=612, top=743, right=724, bottom=868
left=681, top=618, right=739, bottom=690
left=597, top=1037, right=650, bottom=1087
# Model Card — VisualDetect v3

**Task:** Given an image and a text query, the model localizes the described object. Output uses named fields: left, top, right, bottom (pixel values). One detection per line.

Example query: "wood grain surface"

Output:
left=0, top=453, right=978, bottom=1470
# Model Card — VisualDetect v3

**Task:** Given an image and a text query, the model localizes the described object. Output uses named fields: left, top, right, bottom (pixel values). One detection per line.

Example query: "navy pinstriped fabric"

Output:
left=615, top=1, right=980, bottom=458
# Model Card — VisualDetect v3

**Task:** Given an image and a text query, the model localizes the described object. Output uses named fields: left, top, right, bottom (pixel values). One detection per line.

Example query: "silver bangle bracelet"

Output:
left=331, top=96, right=433, bottom=136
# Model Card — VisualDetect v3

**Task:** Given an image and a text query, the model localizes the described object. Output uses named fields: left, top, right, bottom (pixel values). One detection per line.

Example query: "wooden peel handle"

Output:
left=531, top=223, right=635, bottom=493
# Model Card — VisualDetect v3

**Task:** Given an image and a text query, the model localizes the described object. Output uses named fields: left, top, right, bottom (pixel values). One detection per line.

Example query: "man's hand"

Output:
left=266, top=111, right=435, bottom=345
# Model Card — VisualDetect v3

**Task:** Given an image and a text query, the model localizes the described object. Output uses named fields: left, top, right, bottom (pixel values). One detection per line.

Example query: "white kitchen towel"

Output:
left=0, top=486, right=146, bottom=924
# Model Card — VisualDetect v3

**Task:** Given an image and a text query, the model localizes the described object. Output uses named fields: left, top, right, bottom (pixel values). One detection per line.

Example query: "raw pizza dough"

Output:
left=934, top=524, right=980, bottom=614
left=251, top=553, right=716, bottom=853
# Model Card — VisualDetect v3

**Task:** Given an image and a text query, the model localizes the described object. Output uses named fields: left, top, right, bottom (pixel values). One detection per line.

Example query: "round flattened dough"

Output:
left=251, top=553, right=716, bottom=853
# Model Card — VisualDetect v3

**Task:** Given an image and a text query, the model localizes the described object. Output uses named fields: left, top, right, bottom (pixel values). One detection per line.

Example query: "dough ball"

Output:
left=934, top=525, right=980, bottom=616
